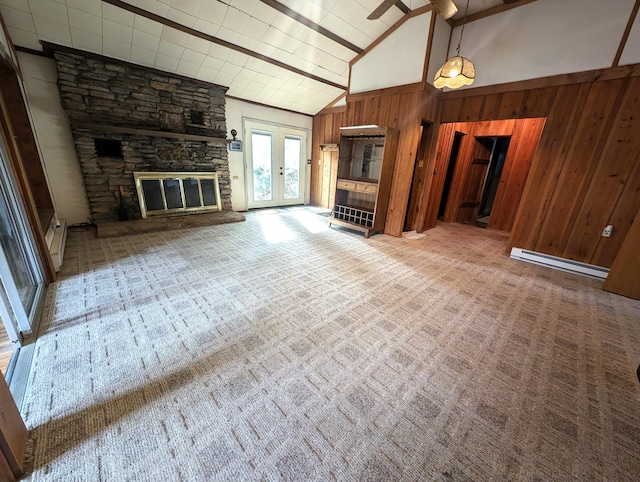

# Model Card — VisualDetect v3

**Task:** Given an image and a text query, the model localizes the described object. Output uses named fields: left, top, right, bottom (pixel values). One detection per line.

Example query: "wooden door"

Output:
left=404, top=123, right=429, bottom=231
left=319, top=145, right=338, bottom=209
left=457, top=138, right=493, bottom=223
left=421, top=123, right=457, bottom=230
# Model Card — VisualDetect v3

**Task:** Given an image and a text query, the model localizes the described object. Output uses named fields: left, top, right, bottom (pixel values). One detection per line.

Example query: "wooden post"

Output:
left=0, top=373, right=27, bottom=480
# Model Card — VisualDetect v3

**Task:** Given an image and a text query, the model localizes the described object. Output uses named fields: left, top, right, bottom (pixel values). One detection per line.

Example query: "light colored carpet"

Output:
left=23, top=209, right=640, bottom=480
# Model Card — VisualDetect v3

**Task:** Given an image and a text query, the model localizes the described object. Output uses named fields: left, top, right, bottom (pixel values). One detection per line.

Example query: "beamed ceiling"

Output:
left=1, top=0, right=514, bottom=115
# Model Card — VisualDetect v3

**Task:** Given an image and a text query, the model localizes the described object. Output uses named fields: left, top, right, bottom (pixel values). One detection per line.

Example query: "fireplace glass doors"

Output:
left=134, top=172, right=222, bottom=218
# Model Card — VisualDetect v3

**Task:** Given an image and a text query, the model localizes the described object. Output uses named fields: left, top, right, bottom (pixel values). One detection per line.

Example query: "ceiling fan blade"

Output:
left=430, top=0, right=458, bottom=20
left=367, top=0, right=398, bottom=20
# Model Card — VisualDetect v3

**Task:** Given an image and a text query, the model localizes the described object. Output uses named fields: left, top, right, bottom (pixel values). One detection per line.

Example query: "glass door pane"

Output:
left=0, top=195, right=37, bottom=314
left=251, top=132, right=273, bottom=202
left=283, top=136, right=301, bottom=200
left=244, top=119, right=307, bottom=209
left=0, top=136, right=45, bottom=341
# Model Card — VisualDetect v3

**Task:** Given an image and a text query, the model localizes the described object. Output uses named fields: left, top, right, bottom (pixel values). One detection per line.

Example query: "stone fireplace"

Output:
left=52, top=48, right=232, bottom=224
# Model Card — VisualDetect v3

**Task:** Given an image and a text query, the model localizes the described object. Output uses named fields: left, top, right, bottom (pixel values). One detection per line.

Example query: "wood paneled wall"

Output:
left=310, top=108, right=344, bottom=208
left=312, top=68, right=640, bottom=273
left=497, top=77, right=640, bottom=268
left=311, top=88, right=440, bottom=236
left=424, top=118, right=545, bottom=232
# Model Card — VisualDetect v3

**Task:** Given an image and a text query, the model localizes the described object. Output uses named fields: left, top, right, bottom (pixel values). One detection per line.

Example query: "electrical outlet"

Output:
left=602, top=225, right=613, bottom=237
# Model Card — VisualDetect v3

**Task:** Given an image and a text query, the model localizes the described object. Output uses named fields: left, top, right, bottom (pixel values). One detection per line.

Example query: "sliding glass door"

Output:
left=0, top=136, right=46, bottom=353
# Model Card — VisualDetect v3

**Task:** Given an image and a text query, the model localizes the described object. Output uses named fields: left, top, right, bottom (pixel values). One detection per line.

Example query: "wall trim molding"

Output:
left=452, top=0, right=538, bottom=27
left=347, top=81, right=425, bottom=102
left=613, top=0, right=640, bottom=67
left=440, top=63, right=640, bottom=100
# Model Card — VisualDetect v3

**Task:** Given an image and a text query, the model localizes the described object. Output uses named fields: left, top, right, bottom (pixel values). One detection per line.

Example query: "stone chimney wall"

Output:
left=53, top=50, right=231, bottom=223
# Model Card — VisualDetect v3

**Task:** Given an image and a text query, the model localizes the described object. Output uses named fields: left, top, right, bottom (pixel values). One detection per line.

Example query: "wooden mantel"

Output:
left=72, top=123, right=230, bottom=144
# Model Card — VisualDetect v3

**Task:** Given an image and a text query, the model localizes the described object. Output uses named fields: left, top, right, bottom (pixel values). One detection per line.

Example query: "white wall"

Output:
left=224, top=98, right=313, bottom=211
left=620, top=11, right=640, bottom=65
left=350, top=12, right=431, bottom=94
left=18, top=52, right=91, bottom=225
left=443, top=0, right=636, bottom=90
left=426, top=14, right=451, bottom=87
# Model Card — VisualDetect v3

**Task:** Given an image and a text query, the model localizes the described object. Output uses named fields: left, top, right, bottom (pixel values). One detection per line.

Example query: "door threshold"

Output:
left=7, top=342, right=36, bottom=411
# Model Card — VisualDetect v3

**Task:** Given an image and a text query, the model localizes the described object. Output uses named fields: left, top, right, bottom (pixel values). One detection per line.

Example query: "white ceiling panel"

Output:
left=71, top=28, right=102, bottom=52
left=1, top=0, right=529, bottom=114
left=1, top=6, right=36, bottom=32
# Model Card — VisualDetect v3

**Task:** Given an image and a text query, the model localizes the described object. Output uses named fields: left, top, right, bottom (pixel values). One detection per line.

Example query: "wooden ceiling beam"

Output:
left=452, top=0, right=538, bottom=27
left=613, top=0, right=640, bottom=67
left=101, top=0, right=347, bottom=91
left=259, top=0, right=362, bottom=54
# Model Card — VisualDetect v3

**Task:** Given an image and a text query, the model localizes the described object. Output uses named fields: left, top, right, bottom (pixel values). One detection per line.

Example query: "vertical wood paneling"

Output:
left=521, top=87, right=556, bottom=118
left=310, top=117, right=323, bottom=206
left=385, top=91, right=425, bottom=235
left=413, top=120, right=440, bottom=231
left=460, top=96, right=485, bottom=121
left=602, top=208, right=640, bottom=299
left=440, top=97, right=463, bottom=123
left=591, top=157, right=640, bottom=267
left=507, top=83, right=591, bottom=252
left=535, top=79, right=627, bottom=257
left=0, top=374, right=27, bottom=478
left=442, top=123, right=474, bottom=222
left=481, top=93, right=503, bottom=119
left=310, top=109, right=343, bottom=208
left=404, top=123, right=427, bottom=230
left=497, top=91, right=526, bottom=118
left=313, top=66, right=640, bottom=280
left=421, top=122, right=456, bottom=230
left=489, top=117, right=545, bottom=231
left=438, top=119, right=536, bottom=228
left=312, top=90, right=439, bottom=236
left=564, top=77, right=640, bottom=263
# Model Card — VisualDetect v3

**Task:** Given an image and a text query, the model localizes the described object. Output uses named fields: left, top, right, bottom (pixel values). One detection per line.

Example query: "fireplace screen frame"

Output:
left=134, top=171, right=222, bottom=219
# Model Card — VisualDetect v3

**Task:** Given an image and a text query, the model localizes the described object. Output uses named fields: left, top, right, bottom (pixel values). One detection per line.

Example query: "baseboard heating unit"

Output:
left=509, top=247, right=609, bottom=280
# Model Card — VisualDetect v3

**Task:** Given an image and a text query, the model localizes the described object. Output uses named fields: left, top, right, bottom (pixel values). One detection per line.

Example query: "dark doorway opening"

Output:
left=475, top=136, right=510, bottom=227
left=438, top=132, right=463, bottom=220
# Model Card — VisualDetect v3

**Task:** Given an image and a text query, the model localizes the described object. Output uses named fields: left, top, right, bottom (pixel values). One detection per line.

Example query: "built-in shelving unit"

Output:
left=328, top=126, right=399, bottom=237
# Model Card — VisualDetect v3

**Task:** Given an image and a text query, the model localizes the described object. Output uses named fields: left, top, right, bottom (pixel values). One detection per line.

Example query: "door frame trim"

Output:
left=242, top=117, right=311, bottom=209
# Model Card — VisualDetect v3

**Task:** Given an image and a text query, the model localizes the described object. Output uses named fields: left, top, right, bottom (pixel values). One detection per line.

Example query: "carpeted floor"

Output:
left=22, top=208, right=640, bottom=480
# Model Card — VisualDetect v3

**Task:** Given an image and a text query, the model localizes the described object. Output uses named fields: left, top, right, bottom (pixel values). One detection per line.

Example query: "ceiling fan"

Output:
left=367, top=0, right=458, bottom=20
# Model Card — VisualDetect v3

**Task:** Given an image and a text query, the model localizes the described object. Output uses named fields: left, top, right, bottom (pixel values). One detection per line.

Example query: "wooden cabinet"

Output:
left=328, top=126, right=399, bottom=237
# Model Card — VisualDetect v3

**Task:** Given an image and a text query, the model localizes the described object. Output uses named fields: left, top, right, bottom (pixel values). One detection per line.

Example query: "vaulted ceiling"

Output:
left=1, top=0, right=510, bottom=115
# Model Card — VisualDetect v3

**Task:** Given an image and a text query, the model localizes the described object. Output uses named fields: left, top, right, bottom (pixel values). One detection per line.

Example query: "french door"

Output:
left=0, top=136, right=46, bottom=352
left=245, top=120, right=307, bottom=209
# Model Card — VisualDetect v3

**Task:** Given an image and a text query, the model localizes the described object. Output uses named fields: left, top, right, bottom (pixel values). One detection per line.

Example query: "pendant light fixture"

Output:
left=434, top=0, right=475, bottom=89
